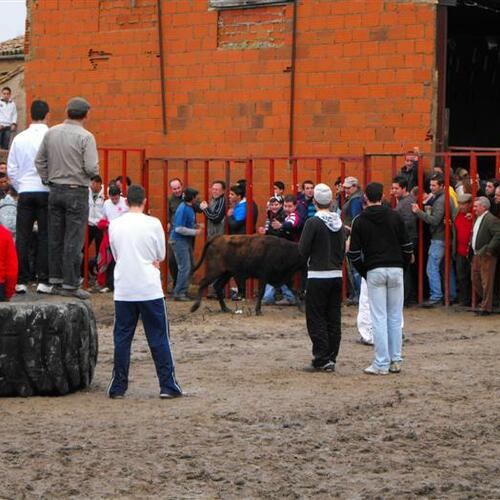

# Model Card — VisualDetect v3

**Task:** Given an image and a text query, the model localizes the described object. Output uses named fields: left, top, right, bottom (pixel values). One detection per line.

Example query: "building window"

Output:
left=210, top=0, right=292, bottom=9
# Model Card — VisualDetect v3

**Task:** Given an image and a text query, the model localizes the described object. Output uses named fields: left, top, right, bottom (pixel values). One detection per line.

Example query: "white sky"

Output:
left=0, top=0, right=26, bottom=43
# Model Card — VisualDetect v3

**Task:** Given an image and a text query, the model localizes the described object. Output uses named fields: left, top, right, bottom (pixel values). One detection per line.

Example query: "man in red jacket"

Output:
left=0, top=224, right=18, bottom=301
left=454, top=194, right=473, bottom=307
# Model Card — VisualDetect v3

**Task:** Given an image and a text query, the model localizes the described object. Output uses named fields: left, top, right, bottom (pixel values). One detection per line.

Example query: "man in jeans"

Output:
left=7, top=100, right=52, bottom=294
left=348, top=182, right=413, bottom=375
left=170, top=187, right=202, bottom=301
left=35, top=97, right=99, bottom=299
left=412, top=174, right=456, bottom=307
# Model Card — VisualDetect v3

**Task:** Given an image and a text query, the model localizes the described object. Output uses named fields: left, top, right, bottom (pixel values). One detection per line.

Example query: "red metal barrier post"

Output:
left=121, top=150, right=127, bottom=196
left=246, top=158, right=254, bottom=298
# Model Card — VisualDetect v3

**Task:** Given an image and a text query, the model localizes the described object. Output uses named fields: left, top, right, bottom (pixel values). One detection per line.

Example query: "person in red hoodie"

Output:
left=454, top=193, right=473, bottom=307
left=0, top=223, right=18, bottom=301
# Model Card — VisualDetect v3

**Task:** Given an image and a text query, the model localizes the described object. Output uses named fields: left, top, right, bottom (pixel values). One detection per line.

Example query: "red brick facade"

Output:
left=25, top=0, right=437, bottom=159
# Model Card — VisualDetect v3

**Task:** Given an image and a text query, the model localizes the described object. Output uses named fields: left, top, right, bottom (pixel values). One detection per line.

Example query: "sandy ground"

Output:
left=1, top=294, right=499, bottom=499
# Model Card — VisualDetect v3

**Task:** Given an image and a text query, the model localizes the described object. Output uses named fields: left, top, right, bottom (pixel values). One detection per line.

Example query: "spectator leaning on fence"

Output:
left=7, top=99, right=51, bottom=294
left=411, top=174, right=457, bottom=307
left=35, top=97, right=99, bottom=300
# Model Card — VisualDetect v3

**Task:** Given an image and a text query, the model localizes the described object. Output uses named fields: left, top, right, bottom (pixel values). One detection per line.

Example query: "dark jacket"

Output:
left=299, top=212, right=345, bottom=273
left=264, top=208, right=286, bottom=237
left=341, top=189, right=364, bottom=227
left=348, top=204, right=413, bottom=278
left=228, top=200, right=259, bottom=235
left=168, top=194, right=183, bottom=223
left=399, top=161, right=419, bottom=192
left=394, top=194, right=417, bottom=241
left=473, top=211, right=500, bottom=256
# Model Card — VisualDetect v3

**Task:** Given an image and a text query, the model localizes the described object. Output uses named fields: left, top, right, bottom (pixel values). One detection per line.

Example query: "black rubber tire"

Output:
left=0, top=297, right=98, bottom=397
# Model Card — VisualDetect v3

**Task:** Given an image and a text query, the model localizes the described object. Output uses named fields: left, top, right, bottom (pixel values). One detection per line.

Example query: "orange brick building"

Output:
left=24, top=1, right=500, bottom=192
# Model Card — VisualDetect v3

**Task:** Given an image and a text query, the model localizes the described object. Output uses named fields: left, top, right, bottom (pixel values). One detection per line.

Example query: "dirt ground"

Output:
left=1, top=294, right=499, bottom=499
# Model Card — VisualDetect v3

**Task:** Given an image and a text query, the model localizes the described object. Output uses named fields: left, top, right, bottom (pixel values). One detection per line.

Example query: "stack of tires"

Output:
left=0, top=299, right=98, bottom=397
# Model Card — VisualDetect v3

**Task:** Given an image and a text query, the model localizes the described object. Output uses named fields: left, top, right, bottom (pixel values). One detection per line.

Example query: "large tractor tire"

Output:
left=0, top=295, right=98, bottom=397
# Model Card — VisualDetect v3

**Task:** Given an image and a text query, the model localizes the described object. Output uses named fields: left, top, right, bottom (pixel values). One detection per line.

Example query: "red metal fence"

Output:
left=84, top=149, right=500, bottom=307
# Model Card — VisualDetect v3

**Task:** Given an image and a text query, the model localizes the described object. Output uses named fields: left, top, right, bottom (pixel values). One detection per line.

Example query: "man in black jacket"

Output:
left=348, top=182, right=413, bottom=375
left=299, top=183, right=345, bottom=372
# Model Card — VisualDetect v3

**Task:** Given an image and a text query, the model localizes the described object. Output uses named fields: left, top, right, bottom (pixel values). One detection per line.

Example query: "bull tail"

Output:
left=192, top=235, right=217, bottom=272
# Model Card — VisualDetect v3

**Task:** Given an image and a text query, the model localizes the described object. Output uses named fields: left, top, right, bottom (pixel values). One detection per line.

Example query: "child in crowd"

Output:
left=0, top=222, right=17, bottom=301
left=0, top=186, right=18, bottom=239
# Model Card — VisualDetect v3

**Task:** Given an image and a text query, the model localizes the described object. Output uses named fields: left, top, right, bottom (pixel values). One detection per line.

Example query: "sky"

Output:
left=0, top=0, right=26, bottom=43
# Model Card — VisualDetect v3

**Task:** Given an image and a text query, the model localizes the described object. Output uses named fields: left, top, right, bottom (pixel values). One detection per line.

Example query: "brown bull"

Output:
left=190, top=234, right=306, bottom=315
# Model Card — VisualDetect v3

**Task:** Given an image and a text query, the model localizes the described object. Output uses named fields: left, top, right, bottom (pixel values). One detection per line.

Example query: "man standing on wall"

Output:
left=35, top=97, right=99, bottom=299
left=0, top=87, right=17, bottom=150
left=7, top=100, right=51, bottom=294
left=107, top=184, right=182, bottom=399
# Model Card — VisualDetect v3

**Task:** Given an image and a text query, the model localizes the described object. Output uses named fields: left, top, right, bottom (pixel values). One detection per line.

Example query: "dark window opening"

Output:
left=446, top=2, right=500, bottom=176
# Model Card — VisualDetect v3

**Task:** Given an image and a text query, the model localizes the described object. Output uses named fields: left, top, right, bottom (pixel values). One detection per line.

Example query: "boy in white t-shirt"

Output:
left=102, top=184, right=128, bottom=221
left=107, top=184, right=182, bottom=399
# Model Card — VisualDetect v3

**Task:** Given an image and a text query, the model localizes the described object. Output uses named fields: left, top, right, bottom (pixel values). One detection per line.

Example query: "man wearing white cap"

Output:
left=35, top=97, right=99, bottom=299
left=299, top=183, right=345, bottom=372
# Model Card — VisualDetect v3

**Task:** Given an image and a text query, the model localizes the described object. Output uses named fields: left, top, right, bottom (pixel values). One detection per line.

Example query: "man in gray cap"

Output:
left=35, top=97, right=99, bottom=299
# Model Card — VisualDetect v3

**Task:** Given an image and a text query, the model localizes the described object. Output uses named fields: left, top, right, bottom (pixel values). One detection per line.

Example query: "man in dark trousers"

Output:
left=348, top=182, right=413, bottom=375
left=107, top=184, right=182, bottom=399
left=299, top=183, right=345, bottom=372
left=35, top=97, right=98, bottom=299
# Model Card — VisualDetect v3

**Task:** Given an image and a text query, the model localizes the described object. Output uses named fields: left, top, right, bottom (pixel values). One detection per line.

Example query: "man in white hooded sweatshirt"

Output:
left=298, top=183, right=345, bottom=372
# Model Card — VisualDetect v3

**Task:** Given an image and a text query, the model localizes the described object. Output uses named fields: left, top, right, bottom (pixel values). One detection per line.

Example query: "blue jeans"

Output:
left=366, top=267, right=404, bottom=370
left=263, top=284, right=295, bottom=303
left=170, top=238, right=193, bottom=297
left=108, top=298, right=182, bottom=397
left=427, top=240, right=457, bottom=301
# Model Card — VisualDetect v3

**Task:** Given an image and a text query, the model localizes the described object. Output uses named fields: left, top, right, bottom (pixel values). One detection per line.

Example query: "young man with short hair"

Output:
left=7, top=100, right=51, bottom=294
left=88, top=174, right=105, bottom=255
left=0, top=87, right=17, bottom=150
left=299, top=183, right=345, bottom=372
left=107, top=184, right=182, bottom=399
left=348, top=182, right=413, bottom=375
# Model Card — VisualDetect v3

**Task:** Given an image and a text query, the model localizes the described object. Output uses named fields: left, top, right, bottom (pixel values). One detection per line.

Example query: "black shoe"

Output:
left=356, top=338, right=373, bottom=346
left=173, top=295, right=190, bottom=302
left=475, top=310, right=491, bottom=316
left=311, top=360, right=336, bottom=372
left=160, top=391, right=183, bottom=399
left=421, top=299, right=442, bottom=308
left=108, top=392, right=125, bottom=399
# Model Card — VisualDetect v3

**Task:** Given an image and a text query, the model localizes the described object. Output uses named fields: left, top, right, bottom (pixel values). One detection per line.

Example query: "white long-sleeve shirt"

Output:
left=7, top=123, right=49, bottom=193
left=109, top=212, right=166, bottom=302
left=88, top=187, right=105, bottom=226
left=0, top=99, right=17, bottom=126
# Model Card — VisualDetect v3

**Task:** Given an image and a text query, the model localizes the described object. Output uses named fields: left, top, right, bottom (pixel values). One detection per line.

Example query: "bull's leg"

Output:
left=191, top=276, right=216, bottom=313
left=214, top=273, right=232, bottom=313
left=255, top=279, right=266, bottom=316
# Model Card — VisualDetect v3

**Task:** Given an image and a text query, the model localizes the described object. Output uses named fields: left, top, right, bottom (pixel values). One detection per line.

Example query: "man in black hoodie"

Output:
left=348, top=182, right=413, bottom=375
left=299, top=183, right=345, bottom=372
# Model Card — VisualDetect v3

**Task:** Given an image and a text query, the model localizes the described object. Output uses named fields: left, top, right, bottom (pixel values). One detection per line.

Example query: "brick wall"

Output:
left=25, top=0, right=437, bottom=203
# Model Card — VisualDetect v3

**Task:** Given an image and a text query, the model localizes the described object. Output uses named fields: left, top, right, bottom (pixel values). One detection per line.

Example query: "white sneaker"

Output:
left=15, top=284, right=28, bottom=294
left=99, top=287, right=110, bottom=293
left=363, top=365, right=389, bottom=375
left=36, top=283, right=53, bottom=294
